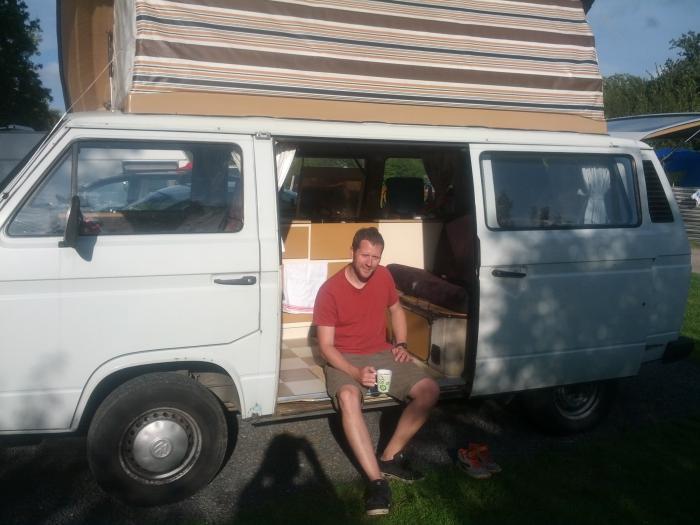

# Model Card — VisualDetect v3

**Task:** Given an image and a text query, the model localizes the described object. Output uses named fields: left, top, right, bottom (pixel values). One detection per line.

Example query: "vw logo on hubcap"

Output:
left=151, top=439, right=173, bottom=459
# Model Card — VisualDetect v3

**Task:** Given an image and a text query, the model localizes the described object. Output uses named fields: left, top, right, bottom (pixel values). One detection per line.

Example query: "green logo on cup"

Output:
left=377, top=369, right=392, bottom=394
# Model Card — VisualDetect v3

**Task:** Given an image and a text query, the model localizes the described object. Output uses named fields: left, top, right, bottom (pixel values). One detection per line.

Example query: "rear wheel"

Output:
left=521, top=380, right=617, bottom=434
left=87, top=372, right=229, bottom=506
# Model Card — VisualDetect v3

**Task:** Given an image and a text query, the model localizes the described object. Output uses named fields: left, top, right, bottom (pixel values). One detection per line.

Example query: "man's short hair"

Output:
left=352, top=227, right=385, bottom=251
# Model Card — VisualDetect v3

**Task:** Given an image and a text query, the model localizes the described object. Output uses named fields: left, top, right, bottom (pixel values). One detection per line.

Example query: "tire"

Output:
left=87, top=372, right=229, bottom=506
left=521, top=380, right=618, bottom=435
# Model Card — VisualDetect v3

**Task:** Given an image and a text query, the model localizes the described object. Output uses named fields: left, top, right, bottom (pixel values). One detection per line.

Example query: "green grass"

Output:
left=682, top=274, right=700, bottom=361
left=233, top=416, right=700, bottom=525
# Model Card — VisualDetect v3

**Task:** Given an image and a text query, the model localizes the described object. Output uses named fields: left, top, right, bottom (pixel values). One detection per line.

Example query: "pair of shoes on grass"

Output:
left=457, top=443, right=501, bottom=479
left=366, top=451, right=425, bottom=515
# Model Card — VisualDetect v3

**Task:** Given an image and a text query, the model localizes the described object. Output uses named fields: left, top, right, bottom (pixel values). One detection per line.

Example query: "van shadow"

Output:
left=233, top=433, right=346, bottom=523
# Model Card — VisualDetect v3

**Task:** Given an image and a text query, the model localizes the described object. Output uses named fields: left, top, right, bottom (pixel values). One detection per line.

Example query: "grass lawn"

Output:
left=682, top=274, right=700, bottom=360
left=235, top=416, right=700, bottom=525
left=234, top=277, right=700, bottom=525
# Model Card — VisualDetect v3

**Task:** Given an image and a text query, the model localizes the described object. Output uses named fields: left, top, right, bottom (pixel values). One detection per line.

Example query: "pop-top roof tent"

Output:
left=58, top=0, right=604, bottom=134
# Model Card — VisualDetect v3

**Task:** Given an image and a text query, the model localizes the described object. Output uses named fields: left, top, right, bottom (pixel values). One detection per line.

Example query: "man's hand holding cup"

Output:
left=356, top=366, right=377, bottom=387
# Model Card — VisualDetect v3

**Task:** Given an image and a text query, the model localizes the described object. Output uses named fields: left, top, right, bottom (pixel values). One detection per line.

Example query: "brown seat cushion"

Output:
left=387, top=263, right=467, bottom=313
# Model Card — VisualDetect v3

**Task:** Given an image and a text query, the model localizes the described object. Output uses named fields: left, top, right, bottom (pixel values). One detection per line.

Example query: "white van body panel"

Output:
left=251, top=134, right=283, bottom=414
left=1, top=129, right=79, bottom=430
left=0, top=126, right=269, bottom=432
left=640, top=149, right=692, bottom=360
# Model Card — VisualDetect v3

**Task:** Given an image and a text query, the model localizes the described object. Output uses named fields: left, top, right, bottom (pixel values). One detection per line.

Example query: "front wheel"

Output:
left=520, top=380, right=618, bottom=435
left=87, top=372, right=229, bottom=506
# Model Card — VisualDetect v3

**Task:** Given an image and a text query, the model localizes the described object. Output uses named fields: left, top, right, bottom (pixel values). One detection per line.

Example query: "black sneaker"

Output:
left=365, top=478, right=391, bottom=516
left=378, top=451, right=425, bottom=483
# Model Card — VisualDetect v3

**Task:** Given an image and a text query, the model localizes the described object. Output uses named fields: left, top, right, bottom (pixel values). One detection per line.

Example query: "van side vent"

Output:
left=643, top=160, right=674, bottom=223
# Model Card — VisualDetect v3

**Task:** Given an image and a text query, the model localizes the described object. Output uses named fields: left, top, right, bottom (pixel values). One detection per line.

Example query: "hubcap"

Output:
left=120, top=408, right=201, bottom=483
left=553, top=383, right=600, bottom=420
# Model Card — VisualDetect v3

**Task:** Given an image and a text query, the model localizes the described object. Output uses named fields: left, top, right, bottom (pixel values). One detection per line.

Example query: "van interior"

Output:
left=275, top=139, right=478, bottom=414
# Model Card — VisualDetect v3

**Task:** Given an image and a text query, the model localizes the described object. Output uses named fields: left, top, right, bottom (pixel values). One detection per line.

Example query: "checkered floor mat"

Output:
left=278, top=338, right=328, bottom=400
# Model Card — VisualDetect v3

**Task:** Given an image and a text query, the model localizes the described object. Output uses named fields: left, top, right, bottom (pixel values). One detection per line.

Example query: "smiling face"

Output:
left=350, top=239, right=383, bottom=283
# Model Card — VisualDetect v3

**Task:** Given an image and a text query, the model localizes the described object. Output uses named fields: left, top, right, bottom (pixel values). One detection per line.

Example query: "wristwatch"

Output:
left=394, top=342, right=408, bottom=350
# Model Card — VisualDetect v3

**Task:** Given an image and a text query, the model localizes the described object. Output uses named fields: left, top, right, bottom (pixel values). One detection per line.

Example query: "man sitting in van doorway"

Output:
left=313, top=227, right=440, bottom=516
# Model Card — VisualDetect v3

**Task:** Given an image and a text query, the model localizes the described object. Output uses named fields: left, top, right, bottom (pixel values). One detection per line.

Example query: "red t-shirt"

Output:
left=313, top=265, right=399, bottom=355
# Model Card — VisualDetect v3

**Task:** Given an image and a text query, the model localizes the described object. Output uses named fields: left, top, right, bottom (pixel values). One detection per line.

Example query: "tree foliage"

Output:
left=603, top=31, right=700, bottom=118
left=0, top=0, right=53, bottom=130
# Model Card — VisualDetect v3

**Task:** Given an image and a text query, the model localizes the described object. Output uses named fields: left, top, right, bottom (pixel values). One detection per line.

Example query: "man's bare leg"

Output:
left=380, top=378, right=440, bottom=461
left=337, top=384, right=382, bottom=480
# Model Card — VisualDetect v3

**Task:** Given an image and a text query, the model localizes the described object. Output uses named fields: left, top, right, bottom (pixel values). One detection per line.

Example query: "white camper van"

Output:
left=0, top=112, right=691, bottom=504
left=0, top=0, right=690, bottom=507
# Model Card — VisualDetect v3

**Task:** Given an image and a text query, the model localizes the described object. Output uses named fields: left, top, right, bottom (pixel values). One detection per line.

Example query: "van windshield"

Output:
left=0, top=133, right=47, bottom=194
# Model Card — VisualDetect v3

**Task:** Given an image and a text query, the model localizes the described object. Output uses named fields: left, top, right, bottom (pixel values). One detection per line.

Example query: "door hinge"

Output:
left=255, top=131, right=271, bottom=140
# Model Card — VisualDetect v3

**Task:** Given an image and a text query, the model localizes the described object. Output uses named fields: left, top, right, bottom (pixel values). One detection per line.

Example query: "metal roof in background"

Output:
left=607, top=113, right=700, bottom=141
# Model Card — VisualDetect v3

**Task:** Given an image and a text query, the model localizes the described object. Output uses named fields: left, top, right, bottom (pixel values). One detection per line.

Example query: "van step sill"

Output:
left=253, top=395, right=399, bottom=425
left=254, top=384, right=467, bottom=425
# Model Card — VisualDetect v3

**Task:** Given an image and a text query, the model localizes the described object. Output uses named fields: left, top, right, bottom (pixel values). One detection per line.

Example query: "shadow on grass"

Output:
left=230, top=415, right=700, bottom=525
left=232, top=433, right=355, bottom=524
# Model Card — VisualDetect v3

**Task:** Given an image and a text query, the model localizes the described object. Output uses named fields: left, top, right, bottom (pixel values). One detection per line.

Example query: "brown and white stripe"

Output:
left=126, top=0, right=604, bottom=127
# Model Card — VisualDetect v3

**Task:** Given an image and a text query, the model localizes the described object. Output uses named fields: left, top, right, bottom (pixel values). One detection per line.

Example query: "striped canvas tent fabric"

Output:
left=108, top=0, right=605, bottom=132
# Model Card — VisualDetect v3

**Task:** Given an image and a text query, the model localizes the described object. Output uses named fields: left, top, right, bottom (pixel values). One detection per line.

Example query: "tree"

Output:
left=0, top=0, right=53, bottom=130
left=602, top=74, right=650, bottom=117
left=603, top=31, right=700, bottom=118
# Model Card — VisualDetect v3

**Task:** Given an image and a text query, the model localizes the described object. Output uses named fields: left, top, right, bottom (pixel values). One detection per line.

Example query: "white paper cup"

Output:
left=376, top=369, right=392, bottom=394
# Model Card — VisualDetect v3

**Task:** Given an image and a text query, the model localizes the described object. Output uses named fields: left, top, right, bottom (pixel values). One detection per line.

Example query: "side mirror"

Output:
left=59, top=195, right=81, bottom=248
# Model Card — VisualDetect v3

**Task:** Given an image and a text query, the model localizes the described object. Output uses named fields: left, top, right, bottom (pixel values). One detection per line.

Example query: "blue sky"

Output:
left=24, top=0, right=700, bottom=112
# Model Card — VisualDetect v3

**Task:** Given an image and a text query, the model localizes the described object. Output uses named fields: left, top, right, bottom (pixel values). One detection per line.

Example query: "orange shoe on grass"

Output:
left=457, top=446, right=491, bottom=479
left=473, top=443, right=502, bottom=473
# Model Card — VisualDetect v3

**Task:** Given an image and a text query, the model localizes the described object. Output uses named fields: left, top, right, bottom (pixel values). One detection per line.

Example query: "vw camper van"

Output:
left=0, top=112, right=691, bottom=504
left=0, top=0, right=691, bottom=506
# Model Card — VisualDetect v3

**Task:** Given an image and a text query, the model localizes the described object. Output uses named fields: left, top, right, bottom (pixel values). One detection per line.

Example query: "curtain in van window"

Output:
left=276, top=144, right=296, bottom=190
left=231, top=150, right=242, bottom=173
left=422, top=152, right=459, bottom=215
left=582, top=166, right=611, bottom=224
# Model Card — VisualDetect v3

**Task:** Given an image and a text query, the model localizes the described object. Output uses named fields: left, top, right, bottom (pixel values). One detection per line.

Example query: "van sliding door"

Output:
left=471, top=146, right=649, bottom=396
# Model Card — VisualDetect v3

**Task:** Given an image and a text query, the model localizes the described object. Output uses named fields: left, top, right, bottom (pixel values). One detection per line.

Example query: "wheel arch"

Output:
left=74, top=360, right=243, bottom=432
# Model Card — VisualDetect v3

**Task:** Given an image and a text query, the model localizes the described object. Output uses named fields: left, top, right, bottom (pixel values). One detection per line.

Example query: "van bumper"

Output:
left=662, top=336, right=694, bottom=363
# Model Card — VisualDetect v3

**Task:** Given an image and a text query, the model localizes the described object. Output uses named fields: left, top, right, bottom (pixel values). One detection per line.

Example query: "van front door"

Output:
left=471, top=146, right=650, bottom=396
left=0, top=130, right=260, bottom=431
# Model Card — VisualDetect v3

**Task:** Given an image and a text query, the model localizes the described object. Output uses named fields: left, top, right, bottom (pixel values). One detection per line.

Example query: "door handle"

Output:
left=214, top=276, right=257, bottom=285
left=492, top=269, right=526, bottom=278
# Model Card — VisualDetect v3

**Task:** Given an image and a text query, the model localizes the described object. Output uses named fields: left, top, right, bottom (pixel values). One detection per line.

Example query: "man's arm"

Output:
left=388, top=301, right=411, bottom=363
left=317, top=325, right=377, bottom=387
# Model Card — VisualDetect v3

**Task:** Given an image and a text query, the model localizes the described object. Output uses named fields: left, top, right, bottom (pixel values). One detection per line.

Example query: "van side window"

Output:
left=481, top=152, right=639, bottom=230
left=381, top=158, right=433, bottom=218
left=291, top=158, right=365, bottom=221
left=8, top=151, right=72, bottom=236
left=8, top=141, right=244, bottom=236
left=642, top=160, right=674, bottom=223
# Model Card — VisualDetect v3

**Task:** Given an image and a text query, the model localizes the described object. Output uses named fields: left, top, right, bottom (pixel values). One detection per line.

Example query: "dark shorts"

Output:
left=324, top=350, right=430, bottom=404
